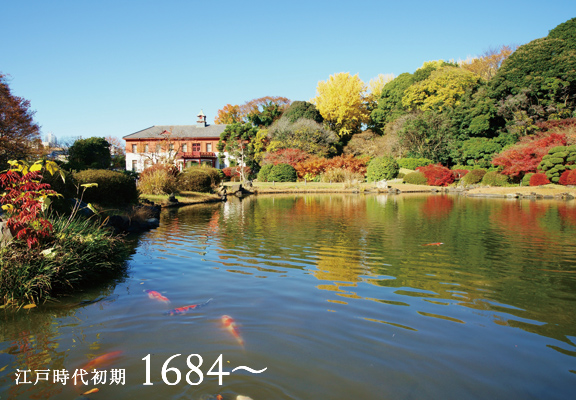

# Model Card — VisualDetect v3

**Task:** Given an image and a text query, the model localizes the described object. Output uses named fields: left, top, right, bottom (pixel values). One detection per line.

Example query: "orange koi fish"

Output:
left=222, top=315, right=244, bottom=347
left=81, top=350, right=124, bottom=373
left=422, top=242, right=444, bottom=246
left=166, top=298, right=212, bottom=316
left=82, top=388, right=100, bottom=395
left=144, top=290, right=170, bottom=303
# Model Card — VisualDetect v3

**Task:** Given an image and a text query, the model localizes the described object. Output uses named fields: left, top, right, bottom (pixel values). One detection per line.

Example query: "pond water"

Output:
left=1, top=194, right=576, bottom=400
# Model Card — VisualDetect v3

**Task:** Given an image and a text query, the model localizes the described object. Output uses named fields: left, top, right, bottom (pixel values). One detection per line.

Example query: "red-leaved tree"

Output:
left=559, top=170, right=576, bottom=185
left=529, top=173, right=551, bottom=186
left=262, top=148, right=312, bottom=167
left=491, top=133, right=567, bottom=177
left=416, top=164, right=455, bottom=186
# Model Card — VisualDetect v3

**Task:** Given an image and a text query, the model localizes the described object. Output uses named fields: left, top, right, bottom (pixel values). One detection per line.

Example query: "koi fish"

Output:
left=81, top=350, right=123, bottom=373
left=82, top=388, right=99, bottom=395
left=422, top=242, right=444, bottom=246
left=144, top=289, right=170, bottom=303
left=222, top=315, right=244, bottom=347
left=166, top=298, right=212, bottom=316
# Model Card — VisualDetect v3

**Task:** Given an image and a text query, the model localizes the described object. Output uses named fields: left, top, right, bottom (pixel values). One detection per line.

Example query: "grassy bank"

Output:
left=0, top=213, right=130, bottom=307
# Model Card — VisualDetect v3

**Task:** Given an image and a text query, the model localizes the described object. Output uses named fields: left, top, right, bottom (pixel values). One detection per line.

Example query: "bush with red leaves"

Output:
left=222, top=166, right=251, bottom=178
left=0, top=170, right=57, bottom=248
left=416, top=164, right=455, bottom=186
left=559, top=169, right=576, bottom=185
left=529, top=173, right=551, bottom=186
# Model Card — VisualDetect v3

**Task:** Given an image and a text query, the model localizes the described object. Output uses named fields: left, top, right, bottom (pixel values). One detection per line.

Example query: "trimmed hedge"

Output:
left=403, top=171, right=428, bottom=185
left=178, top=169, right=212, bottom=192
left=461, top=169, right=486, bottom=185
left=73, top=169, right=139, bottom=205
left=522, top=173, right=535, bottom=186
left=366, top=157, right=399, bottom=182
left=257, top=164, right=275, bottom=182
left=268, top=163, right=297, bottom=182
left=481, top=171, right=509, bottom=186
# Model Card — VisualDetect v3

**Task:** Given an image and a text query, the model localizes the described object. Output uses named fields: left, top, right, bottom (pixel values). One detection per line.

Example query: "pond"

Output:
left=1, top=194, right=576, bottom=400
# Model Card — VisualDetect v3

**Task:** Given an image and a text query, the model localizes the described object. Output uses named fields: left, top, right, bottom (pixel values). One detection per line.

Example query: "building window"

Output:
left=132, top=160, right=137, bottom=171
left=144, top=144, right=149, bottom=153
left=132, top=144, right=137, bottom=153
left=192, top=143, right=200, bottom=152
left=169, top=143, right=174, bottom=152
left=206, top=143, right=212, bottom=152
left=155, top=143, right=161, bottom=153
left=182, top=143, right=188, bottom=152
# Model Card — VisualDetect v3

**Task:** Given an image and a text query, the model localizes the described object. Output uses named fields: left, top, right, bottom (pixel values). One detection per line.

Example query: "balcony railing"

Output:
left=179, top=151, right=216, bottom=158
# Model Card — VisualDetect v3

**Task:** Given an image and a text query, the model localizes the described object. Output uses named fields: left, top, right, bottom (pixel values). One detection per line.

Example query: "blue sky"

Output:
left=1, top=1, right=575, bottom=143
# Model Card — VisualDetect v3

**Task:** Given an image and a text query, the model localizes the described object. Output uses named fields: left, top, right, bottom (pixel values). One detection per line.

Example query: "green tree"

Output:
left=490, top=18, right=576, bottom=121
left=67, top=137, right=111, bottom=170
left=247, top=101, right=284, bottom=127
left=370, top=72, right=414, bottom=130
left=399, top=111, right=454, bottom=164
left=0, top=73, right=42, bottom=169
left=282, top=101, right=323, bottom=124
left=267, top=117, right=338, bottom=158
left=217, top=123, right=259, bottom=181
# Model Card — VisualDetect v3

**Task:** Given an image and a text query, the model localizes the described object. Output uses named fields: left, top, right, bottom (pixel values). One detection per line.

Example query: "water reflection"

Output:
left=1, top=194, right=575, bottom=399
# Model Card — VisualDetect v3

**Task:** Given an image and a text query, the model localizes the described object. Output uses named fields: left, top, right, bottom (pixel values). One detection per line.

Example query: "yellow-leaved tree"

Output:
left=402, top=66, right=481, bottom=112
left=311, top=72, right=369, bottom=137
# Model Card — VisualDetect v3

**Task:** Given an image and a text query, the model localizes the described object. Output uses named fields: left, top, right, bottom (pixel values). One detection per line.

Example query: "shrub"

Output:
left=262, top=148, right=312, bottom=167
left=257, top=164, right=275, bottom=182
left=268, top=163, right=297, bottom=182
left=481, top=171, right=510, bottom=186
left=195, top=166, right=221, bottom=187
left=416, top=164, right=455, bottom=186
left=461, top=169, right=487, bottom=185
left=366, top=157, right=399, bottom=182
left=140, top=163, right=179, bottom=180
left=397, top=157, right=434, bottom=170
left=403, top=171, right=428, bottom=185
left=320, top=168, right=364, bottom=183
left=522, top=173, right=535, bottom=186
left=452, top=169, right=469, bottom=180
left=529, top=173, right=551, bottom=186
left=138, top=169, right=178, bottom=195
left=178, top=169, right=212, bottom=192
left=559, top=170, right=576, bottom=185
left=74, top=169, right=139, bottom=205
left=222, top=166, right=251, bottom=180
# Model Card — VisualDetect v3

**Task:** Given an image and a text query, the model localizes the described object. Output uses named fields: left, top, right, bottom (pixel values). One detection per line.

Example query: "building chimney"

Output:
left=197, top=109, right=207, bottom=127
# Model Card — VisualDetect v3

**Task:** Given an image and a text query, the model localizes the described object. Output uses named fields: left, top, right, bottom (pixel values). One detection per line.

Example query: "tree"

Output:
left=460, top=45, right=515, bottom=80
left=247, top=101, right=284, bottom=127
left=491, top=132, right=567, bottom=177
left=266, top=117, right=338, bottom=158
left=106, top=136, right=126, bottom=169
left=0, top=73, right=42, bottom=169
left=67, top=137, right=111, bottom=170
left=399, top=110, right=454, bottom=164
left=282, top=101, right=323, bottom=124
left=402, top=67, right=481, bottom=112
left=343, top=130, right=392, bottom=159
left=490, top=18, right=576, bottom=120
left=370, top=73, right=415, bottom=130
left=312, top=72, right=369, bottom=137
left=214, top=104, right=242, bottom=124
left=217, top=123, right=259, bottom=181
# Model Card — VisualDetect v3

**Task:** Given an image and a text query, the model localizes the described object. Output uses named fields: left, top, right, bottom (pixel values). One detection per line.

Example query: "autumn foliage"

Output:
left=416, top=164, right=455, bottom=186
left=559, top=169, right=576, bottom=185
left=0, top=170, right=57, bottom=248
left=529, top=173, right=551, bottom=186
left=262, top=148, right=312, bottom=167
left=491, top=133, right=568, bottom=177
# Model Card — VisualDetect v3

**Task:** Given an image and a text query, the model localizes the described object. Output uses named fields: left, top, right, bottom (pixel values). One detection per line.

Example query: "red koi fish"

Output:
left=144, top=290, right=170, bottom=303
left=222, top=315, right=244, bottom=347
left=166, top=298, right=212, bottom=316
left=422, top=242, right=444, bottom=246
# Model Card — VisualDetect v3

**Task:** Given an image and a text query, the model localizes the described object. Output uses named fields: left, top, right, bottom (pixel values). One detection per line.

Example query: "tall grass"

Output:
left=0, top=213, right=130, bottom=306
